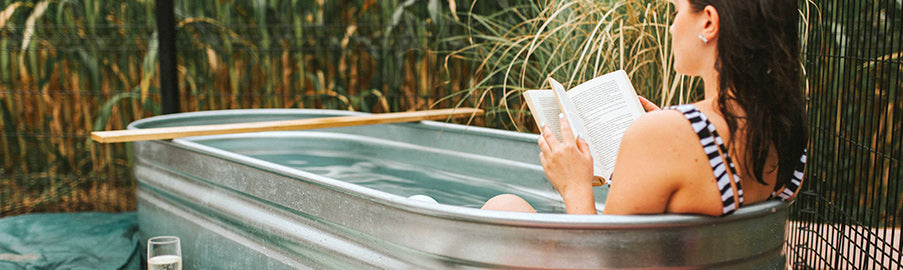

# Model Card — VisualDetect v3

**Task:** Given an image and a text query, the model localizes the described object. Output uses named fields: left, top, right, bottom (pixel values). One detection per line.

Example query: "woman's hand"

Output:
left=638, top=96, right=661, bottom=112
left=538, top=113, right=597, bottom=214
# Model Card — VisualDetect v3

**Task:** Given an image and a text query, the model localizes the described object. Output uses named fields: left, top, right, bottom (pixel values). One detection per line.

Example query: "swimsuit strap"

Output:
left=671, top=104, right=744, bottom=215
left=771, top=149, right=807, bottom=200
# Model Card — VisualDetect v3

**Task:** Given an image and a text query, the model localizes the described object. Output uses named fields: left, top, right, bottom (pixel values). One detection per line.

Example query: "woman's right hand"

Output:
left=538, top=113, right=597, bottom=214
left=638, top=96, right=661, bottom=112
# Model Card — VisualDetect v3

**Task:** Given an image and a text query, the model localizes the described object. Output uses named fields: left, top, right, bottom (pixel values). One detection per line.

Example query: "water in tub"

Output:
left=249, top=150, right=567, bottom=213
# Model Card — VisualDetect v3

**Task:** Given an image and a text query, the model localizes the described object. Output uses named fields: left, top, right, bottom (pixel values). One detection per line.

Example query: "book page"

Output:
left=566, top=70, right=645, bottom=179
left=549, top=78, right=589, bottom=140
left=523, top=90, right=563, bottom=140
left=550, top=77, right=605, bottom=184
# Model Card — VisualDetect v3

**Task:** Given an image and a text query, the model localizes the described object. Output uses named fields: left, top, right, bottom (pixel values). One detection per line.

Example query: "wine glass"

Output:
left=147, top=236, right=182, bottom=270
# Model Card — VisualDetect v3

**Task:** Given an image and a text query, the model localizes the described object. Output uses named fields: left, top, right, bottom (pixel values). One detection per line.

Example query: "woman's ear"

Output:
left=700, top=5, right=720, bottom=43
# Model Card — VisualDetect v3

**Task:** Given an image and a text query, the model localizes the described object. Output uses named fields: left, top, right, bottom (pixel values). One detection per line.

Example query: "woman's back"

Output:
left=603, top=99, right=799, bottom=216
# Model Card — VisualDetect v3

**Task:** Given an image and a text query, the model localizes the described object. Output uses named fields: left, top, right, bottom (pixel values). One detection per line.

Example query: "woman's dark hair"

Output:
left=687, top=0, right=808, bottom=188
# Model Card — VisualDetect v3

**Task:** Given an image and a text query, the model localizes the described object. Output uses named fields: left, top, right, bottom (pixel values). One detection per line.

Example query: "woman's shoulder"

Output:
left=622, top=107, right=695, bottom=142
left=606, top=106, right=722, bottom=215
left=624, top=102, right=717, bottom=142
left=617, top=105, right=711, bottom=178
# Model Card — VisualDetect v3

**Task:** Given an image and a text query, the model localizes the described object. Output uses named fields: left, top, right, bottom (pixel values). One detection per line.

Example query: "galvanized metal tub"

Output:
left=131, top=109, right=789, bottom=269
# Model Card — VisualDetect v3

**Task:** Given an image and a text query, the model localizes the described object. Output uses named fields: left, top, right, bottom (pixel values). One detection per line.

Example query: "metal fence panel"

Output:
left=788, top=0, right=903, bottom=269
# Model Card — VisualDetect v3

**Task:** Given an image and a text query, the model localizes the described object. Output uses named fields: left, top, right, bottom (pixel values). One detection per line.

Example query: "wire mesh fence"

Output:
left=787, top=0, right=903, bottom=269
left=1, top=0, right=901, bottom=269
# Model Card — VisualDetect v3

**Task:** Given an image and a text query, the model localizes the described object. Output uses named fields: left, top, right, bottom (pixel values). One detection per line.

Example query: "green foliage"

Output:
left=448, top=0, right=702, bottom=131
left=0, top=0, right=478, bottom=215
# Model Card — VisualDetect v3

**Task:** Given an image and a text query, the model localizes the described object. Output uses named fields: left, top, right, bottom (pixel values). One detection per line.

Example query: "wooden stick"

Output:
left=92, top=108, right=483, bottom=143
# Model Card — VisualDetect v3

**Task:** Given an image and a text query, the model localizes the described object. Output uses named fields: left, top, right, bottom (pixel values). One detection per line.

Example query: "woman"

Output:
left=482, top=0, right=808, bottom=216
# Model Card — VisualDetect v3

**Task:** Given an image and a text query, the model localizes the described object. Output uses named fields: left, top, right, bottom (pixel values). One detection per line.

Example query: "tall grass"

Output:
left=1, top=0, right=158, bottom=215
left=447, top=0, right=702, bottom=131
left=169, top=0, right=477, bottom=114
left=0, top=0, right=478, bottom=216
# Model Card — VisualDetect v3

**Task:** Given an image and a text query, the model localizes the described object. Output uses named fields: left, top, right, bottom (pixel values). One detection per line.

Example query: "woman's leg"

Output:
left=480, top=194, right=537, bottom=213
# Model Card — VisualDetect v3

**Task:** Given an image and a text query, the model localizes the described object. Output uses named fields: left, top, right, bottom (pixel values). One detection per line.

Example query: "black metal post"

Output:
left=156, top=0, right=179, bottom=114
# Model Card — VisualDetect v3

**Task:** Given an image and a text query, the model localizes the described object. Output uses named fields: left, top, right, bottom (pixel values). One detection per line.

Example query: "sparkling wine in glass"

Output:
left=147, top=236, right=182, bottom=270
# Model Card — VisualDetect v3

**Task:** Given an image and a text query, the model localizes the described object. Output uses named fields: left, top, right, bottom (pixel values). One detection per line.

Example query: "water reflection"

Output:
left=249, top=150, right=565, bottom=213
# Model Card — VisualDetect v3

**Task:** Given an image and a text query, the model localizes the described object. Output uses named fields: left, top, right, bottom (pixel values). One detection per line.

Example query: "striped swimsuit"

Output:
left=672, top=104, right=807, bottom=215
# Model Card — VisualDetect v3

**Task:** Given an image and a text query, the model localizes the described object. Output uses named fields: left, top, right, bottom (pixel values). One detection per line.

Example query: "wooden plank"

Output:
left=92, top=108, right=483, bottom=143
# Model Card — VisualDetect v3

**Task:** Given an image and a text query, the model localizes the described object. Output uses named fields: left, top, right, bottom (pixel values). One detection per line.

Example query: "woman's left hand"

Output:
left=538, top=113, right=597, bottom=214
left=638, top=96, right=661, bottom=112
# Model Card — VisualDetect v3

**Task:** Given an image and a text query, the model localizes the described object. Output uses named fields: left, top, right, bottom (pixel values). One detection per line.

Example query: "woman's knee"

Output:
left=481, top=194, right=537, bottom=213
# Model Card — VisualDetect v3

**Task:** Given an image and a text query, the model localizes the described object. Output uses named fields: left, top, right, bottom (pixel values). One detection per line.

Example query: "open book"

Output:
left=523, top=70, right=645, bottom=186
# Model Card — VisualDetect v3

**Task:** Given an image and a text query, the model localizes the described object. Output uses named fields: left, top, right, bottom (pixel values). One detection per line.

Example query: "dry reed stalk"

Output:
left=403, top=53, right=417, bottom=109
left=350, top=52, right=360, bottom=98
left=424, top=49, right=438, bottom=108
left=0, top=2, right=22, bottom=30
left=281, top=45, right=291, bottom=108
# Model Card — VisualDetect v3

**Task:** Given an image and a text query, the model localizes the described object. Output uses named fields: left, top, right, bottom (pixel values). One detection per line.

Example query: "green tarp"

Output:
left=0, top=212, right=139, bottom=270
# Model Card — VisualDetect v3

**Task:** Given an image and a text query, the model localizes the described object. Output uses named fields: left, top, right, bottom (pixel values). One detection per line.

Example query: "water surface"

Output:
left=248, top=149, right=566, bottom=213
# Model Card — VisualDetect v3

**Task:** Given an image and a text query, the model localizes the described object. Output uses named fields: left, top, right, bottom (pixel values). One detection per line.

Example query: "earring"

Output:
left=698, top=34, right=709, bottom=44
